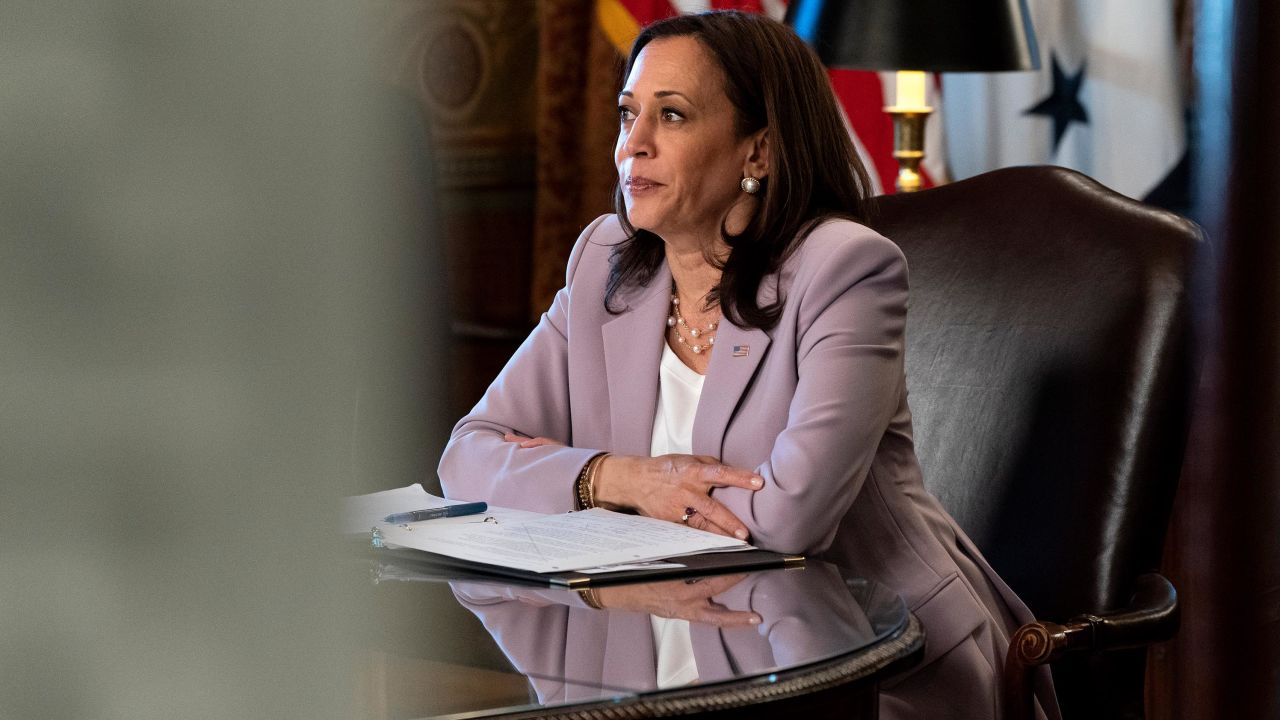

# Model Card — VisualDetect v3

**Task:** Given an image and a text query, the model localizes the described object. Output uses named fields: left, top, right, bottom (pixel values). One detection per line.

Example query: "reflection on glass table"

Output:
left=354, top=557, right=927, bottom=719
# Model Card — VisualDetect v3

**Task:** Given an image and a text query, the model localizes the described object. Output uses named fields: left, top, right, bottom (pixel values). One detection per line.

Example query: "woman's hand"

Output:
left=594, top=454, right=764, bottom=540
left=500, top=434, right=764, bottom=540
left=594, top=574, right=760, bottom=627
left=503, top=433, right=562, bottom=449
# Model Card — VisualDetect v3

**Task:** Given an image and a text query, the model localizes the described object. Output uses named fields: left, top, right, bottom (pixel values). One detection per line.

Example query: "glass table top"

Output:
left=350, top=556, right=912, bottom=719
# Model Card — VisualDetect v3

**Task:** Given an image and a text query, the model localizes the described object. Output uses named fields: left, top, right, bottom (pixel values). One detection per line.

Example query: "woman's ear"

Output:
left=744, top=128, right=770, bottom=180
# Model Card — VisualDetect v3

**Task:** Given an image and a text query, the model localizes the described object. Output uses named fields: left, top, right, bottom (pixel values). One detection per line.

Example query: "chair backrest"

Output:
left=864, top=166, right=1201, bottom=715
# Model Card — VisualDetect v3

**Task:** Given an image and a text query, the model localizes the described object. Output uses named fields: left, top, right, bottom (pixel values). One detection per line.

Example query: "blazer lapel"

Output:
left=602, top=274, right=671, bottom=457
left=692, top=321, right=771, bottom=458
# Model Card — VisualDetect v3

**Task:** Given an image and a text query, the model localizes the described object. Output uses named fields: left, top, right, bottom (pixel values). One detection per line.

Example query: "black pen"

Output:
left=383, top=502, right=488, bottom=524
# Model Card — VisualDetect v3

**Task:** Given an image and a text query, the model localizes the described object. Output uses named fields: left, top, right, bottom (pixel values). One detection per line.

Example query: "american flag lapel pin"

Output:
left=732, top=345, right=750, bottom=357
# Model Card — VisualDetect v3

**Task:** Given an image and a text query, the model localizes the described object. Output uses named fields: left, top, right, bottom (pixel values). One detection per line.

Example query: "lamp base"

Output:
left=885, top=107, right=932, bottom=193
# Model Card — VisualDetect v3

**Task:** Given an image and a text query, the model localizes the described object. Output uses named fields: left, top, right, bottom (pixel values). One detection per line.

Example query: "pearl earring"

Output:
left=741, top=176, right=761, bottom=194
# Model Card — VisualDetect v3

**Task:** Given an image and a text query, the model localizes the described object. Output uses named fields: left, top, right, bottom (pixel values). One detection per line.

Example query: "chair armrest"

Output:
left=1002, top=573, right=1179, bottom=719
left=1009, top=573, right=1179, bottom=666
left=1068, top=572, right=1179, bottom=651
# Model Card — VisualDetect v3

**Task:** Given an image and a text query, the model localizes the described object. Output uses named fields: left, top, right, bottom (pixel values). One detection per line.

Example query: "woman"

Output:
left=439, top=11, right=1057, bottom=719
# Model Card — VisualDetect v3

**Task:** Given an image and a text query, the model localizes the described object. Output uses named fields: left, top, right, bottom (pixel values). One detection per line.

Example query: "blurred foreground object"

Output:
left=0, top=1, right=442, bottom=717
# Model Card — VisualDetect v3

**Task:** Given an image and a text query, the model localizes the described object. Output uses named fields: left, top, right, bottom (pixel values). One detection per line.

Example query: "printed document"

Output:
left=345, top=483, right=752, bottom=573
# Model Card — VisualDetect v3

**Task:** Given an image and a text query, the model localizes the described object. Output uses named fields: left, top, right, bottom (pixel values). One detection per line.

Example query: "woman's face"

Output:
left=615, top=36, right=763, bottom=245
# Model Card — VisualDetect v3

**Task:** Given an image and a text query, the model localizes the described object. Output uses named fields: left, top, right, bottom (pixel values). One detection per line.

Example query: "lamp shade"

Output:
left=785, top=0, right=1040, bottom=72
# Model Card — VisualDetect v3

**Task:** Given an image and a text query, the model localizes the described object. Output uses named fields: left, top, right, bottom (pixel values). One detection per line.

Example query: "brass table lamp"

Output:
left=786, top=0, right=1041, bottom=192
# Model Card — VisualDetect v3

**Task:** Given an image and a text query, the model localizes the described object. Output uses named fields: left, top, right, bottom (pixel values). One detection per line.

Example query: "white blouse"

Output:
left=648, top=343, right=704, bottom=689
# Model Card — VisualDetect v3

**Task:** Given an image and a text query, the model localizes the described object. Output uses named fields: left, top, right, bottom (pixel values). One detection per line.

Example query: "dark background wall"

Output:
left=1152, top=0, right=1280, bottom=717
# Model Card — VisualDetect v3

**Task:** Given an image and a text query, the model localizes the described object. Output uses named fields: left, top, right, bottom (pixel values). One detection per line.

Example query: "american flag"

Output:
left=596, top=0, right=949, bottom=194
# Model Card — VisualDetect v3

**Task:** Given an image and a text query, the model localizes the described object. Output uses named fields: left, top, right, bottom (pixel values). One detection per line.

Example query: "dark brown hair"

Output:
left=605, top=10, right=874, bottom=329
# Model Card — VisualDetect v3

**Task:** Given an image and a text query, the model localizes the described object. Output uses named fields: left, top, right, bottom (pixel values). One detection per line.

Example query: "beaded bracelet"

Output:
left=575, top=452, right=609, bottom=510
left=577, top=587, right=603, bottom=610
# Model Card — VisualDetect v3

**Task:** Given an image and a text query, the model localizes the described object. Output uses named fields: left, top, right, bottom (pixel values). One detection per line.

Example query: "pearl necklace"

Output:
left=667, top=292, right=719, bottom=354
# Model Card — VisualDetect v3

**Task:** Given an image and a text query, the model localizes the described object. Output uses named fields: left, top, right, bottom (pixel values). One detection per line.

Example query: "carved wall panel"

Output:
left=380, top=0, right=540, bottom=417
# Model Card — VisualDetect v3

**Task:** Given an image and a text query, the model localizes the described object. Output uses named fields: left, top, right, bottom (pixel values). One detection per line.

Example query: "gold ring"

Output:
left=681, top=507, right=697, bottom=523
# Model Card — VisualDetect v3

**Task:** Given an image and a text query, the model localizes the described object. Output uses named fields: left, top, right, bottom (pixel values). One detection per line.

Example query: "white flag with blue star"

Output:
left=941, top=0, right=1184, bottom=201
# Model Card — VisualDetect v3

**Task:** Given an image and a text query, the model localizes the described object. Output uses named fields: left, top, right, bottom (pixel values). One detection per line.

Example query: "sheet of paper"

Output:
left=377, top=507, right=750, bottom=573
left=576, top=561, right=686, bottom=574
left=341, top=483, right=438, bottom=534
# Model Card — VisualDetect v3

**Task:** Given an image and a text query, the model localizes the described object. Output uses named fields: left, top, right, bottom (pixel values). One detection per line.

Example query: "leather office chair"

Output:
left=864, top=166, right=1202, bottom=719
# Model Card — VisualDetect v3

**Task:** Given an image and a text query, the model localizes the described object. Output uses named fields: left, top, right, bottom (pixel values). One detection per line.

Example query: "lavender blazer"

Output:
left=439, top=214, right=1059, bottom=718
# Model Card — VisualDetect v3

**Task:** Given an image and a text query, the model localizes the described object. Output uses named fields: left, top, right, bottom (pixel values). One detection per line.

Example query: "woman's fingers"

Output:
left=613, top=454, right=762, bottom=535
left=690, top=602, right=762, bottom=628
left=679, top=573, right=748, bottom=597
left=502, top=433, right=561, bottom=448
left=596, top=575, right=758, bottom=627
left=695, top=460, right=764, bottom=491
left=683, top=511, right=729, bottom=537
left=686, top=496, right=751, bottom=541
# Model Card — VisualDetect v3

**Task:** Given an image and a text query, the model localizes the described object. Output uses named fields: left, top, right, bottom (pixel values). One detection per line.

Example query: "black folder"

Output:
left=368, top=544, right=803, bottom=588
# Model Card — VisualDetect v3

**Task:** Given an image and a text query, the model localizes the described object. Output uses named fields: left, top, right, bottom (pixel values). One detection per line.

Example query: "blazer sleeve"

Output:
left=450, top=585, right=575, bottom=704
left=727, top=226, right=909, bottom=555
left=436, top=216, right=609, bottom=513
left=711, top=562, right=877, bottom=669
